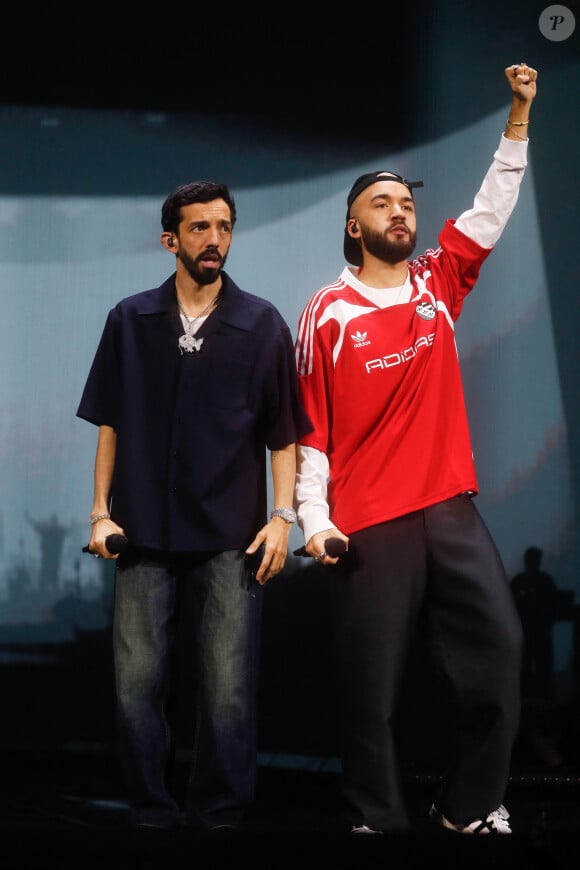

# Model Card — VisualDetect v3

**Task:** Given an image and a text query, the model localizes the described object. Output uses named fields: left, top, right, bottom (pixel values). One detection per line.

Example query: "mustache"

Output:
left=198, top=246, right=222, bottom=261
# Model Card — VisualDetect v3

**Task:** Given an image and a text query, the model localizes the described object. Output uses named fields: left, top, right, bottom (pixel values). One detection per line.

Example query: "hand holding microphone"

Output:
left=82, top=533, right=129, bottom=557
left=293, top=536, right=347, bottom=561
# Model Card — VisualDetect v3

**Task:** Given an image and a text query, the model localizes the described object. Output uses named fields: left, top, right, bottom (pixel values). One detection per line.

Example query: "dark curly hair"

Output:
left=161, top=180, right=237, bottom=234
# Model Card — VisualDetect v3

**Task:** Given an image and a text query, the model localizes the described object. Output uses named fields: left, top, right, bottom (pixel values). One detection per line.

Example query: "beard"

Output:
left=361, top=224, right=417, bottom=264
left=180, top=247, right=227, bottom=285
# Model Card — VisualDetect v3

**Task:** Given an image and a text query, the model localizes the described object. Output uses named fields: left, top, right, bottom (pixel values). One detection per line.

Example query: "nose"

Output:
left=206, top=227, right=222, bottom=245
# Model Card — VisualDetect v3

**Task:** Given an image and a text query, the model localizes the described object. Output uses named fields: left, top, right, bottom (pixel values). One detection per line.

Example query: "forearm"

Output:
left=90, top=424, right=116, bottom=519
left=270, top=443, right=297, bottom=510
left=504, top=101, right=531, bottom=141
left=454, top=136, right=527, bottom=248
left=295, top=444, right=334, bottom=542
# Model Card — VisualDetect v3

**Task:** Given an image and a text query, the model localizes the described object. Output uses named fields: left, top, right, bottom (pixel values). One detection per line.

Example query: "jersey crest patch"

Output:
left=415, top=302, right=436, bottom=321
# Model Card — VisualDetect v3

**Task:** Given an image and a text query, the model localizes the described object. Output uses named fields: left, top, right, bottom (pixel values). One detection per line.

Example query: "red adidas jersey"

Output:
left=295, top=135, right=528, bottom=538
left=295, top=220, right=493, bottom=536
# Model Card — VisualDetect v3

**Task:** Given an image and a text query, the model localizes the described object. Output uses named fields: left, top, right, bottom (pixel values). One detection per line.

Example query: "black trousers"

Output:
left=331, top=494, right=523, bottom=832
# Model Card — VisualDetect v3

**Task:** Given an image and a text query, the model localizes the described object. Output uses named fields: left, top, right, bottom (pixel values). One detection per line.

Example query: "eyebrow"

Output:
left=188, top=218, right=232, bottom=228
left=370, top=191, right=414, bottom=204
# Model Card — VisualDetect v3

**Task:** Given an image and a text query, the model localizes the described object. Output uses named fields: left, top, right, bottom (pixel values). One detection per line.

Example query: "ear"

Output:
left=348, top=220, right=359, bottom=237
left=161, top=232, right=177, bottom=252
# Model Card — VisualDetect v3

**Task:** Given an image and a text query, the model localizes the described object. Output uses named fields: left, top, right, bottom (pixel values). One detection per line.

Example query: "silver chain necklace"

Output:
left=177, top=292, right=221, bottom=354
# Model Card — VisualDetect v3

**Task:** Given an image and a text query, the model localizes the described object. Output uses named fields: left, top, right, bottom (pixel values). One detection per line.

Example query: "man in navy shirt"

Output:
left=77, top=180, right=311, bottom=832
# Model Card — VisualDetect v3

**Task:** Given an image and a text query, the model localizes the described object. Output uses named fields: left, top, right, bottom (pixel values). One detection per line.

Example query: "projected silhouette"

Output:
left=25, top=511, right=71, bottom=593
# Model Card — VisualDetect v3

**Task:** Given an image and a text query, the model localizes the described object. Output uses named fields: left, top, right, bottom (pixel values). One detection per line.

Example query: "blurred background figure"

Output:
left=511, top=545, right=563, bottom=768
left=511, top=545, right=560, bottom=701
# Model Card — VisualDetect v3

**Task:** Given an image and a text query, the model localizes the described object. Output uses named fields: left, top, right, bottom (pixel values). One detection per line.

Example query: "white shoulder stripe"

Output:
left=296, top=280, right=377, bottom=375
left=296, top=277, right=348, bottom=375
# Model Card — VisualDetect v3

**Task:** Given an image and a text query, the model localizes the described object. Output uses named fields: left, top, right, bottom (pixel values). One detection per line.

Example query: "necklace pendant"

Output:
left=179, top=333, right=204, bottom=353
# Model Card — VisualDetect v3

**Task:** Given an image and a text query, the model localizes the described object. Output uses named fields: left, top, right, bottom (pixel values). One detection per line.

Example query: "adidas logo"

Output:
left=351, top=330, right=370, bottom=348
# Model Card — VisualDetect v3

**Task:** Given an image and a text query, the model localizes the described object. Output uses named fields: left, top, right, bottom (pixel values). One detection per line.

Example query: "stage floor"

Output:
left=1, top=741, right=579, bottom=869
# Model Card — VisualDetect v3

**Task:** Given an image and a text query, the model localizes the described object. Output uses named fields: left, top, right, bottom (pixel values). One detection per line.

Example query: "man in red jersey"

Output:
left=294, top=63, right=538, bottom=835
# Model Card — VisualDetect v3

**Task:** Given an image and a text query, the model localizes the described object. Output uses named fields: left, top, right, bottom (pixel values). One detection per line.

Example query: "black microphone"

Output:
left=82, top=533, right=129, bottom=556
left=293, top=537, right=347, bottom=558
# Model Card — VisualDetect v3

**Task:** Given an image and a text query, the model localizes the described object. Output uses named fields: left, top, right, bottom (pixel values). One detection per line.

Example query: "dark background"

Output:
left=3, top=6, right=425, bottom=137
left=3, top=4, right=576, bottom=134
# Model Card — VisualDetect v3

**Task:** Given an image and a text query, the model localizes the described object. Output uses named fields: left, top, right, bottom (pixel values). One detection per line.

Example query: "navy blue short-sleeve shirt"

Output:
left=77, top=273, right=312, bottom=552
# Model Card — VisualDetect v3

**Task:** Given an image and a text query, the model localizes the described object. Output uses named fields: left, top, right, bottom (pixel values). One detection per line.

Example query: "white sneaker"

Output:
left=351, top=824, right=382, bottom=834
left=429, top=803, right=512, bottom=834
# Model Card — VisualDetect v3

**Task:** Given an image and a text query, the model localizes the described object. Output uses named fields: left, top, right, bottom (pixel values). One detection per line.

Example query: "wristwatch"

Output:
left=270, top=507, right=297, bottom=524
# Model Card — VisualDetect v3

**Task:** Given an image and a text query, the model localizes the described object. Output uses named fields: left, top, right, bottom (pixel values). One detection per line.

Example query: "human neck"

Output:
left=356, top=260, right=409, bottom=289
left=175, top=278, right=222, bottom=318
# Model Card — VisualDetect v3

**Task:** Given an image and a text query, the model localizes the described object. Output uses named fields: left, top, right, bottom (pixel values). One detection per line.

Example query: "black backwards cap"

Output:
left=344, top=170, right=424, bottom=266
